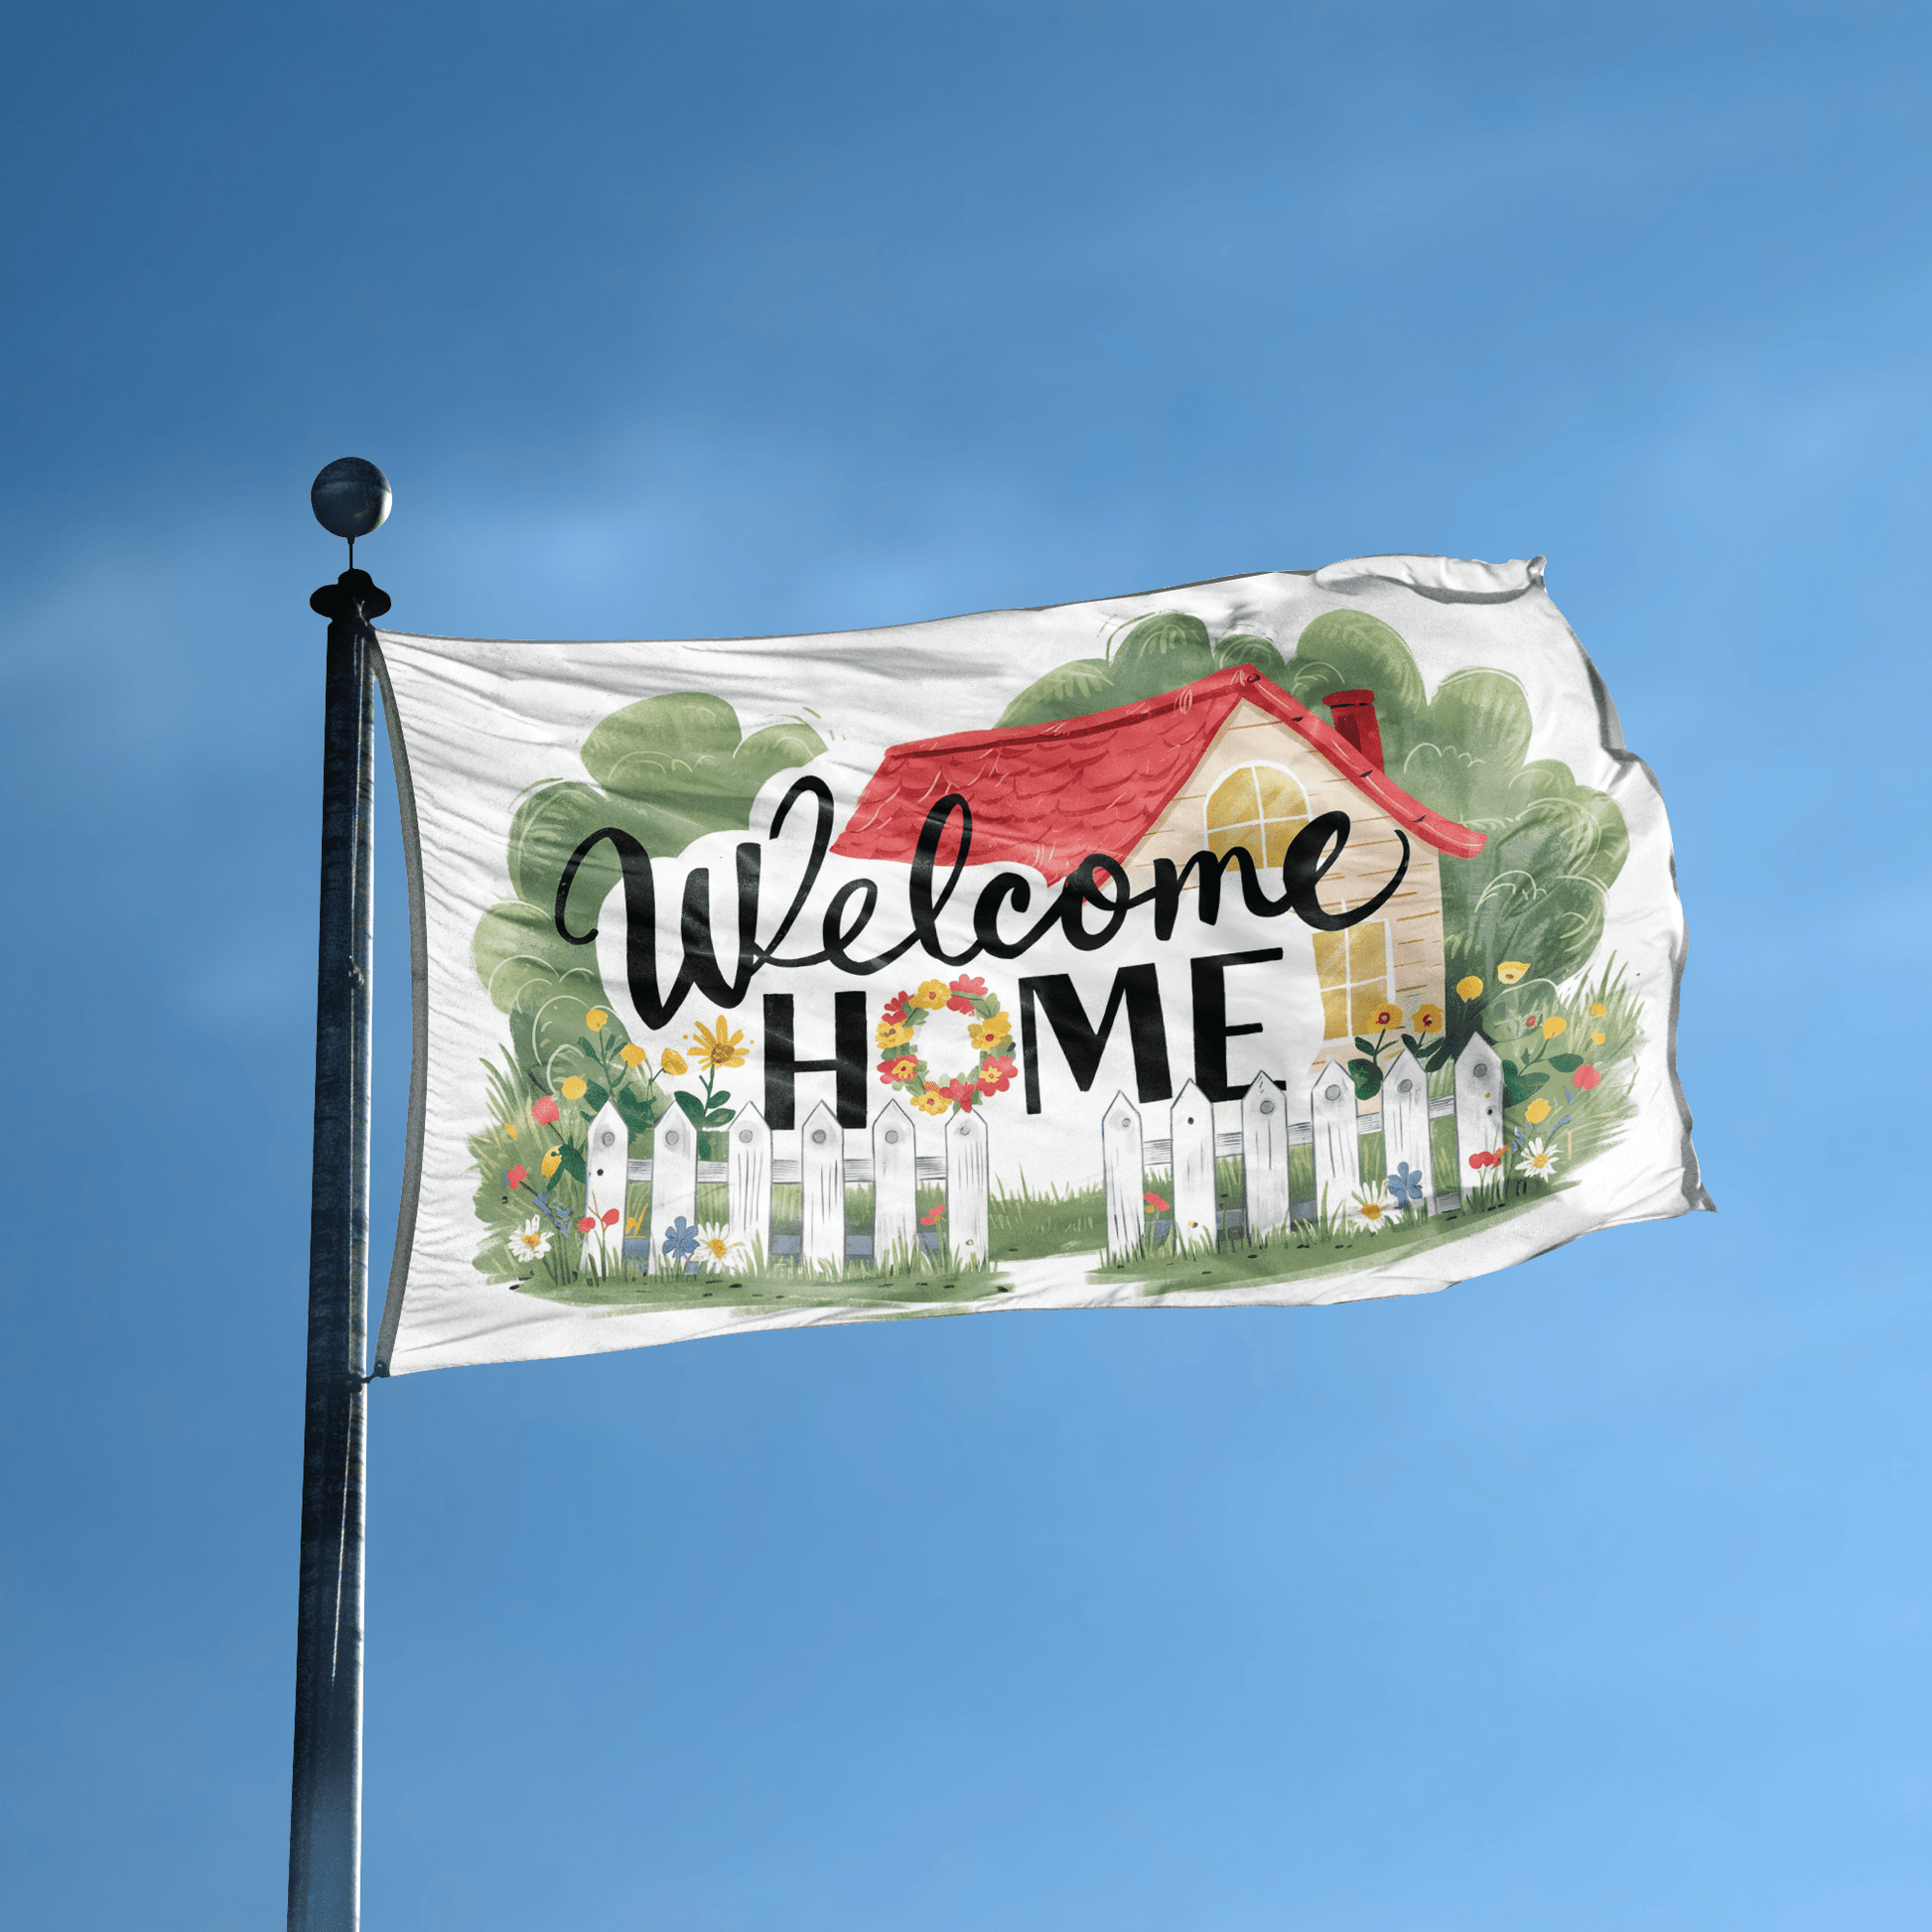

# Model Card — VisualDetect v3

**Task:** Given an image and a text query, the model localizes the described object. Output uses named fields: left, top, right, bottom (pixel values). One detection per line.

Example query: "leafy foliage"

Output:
left=472, top=692, right=827, bottom=1083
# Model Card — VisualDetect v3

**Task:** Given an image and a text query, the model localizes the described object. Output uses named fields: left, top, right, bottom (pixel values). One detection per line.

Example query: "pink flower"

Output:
left=1466, top=1150, right=1498, bottom=1171
left=1572, top=1064, right=1601, bottom=1090
left=531, top=1096, right=561, bottom=1125
left=601, top=1208, right=621, bottom=1228
left=576, top=1215, right=596, bottom=1233
left=1144, top=1190, right=1169, bottom=1211
left=505, top=1164, right=528, bottom=1188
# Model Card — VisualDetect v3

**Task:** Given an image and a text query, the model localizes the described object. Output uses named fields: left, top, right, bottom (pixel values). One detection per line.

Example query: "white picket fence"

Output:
left=578, top=1095, right=989, bottom=1275
left=579, top=1031, right=1507, bottom=1274
left=1097, top=1031, right=1505, bottom=1259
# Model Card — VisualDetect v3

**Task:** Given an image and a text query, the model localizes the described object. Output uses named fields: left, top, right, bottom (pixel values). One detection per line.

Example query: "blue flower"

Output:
left=1387, top=1163, right=1426, bottom=1207
left=661, top=1215, right=700, bottom=1260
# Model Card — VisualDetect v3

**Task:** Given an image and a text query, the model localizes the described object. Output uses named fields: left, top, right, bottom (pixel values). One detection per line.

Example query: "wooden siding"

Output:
left=1121, top=703, right=1448, bottom=1070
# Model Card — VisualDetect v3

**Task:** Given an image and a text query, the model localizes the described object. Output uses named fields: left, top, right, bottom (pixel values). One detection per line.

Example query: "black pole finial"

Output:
left=311, top=458, right=392, bottom=569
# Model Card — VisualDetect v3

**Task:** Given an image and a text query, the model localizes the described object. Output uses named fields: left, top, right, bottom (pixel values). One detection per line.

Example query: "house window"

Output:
left=1311, top=921, right=1392, bottom=1041
left=1203, top=762, right=1310, bottom=870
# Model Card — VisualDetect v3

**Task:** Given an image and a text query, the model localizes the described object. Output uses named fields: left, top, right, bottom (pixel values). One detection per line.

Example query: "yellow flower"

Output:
left=913, top=1083, right=953, bottom=1116
left=1370, top=1002, right=1404, bottom=1031
left=912, top=979, right=953, bottom=1012
left=1590, top=1029, right=1606, bottom=1045
left=875, top=1021, right=914, bottom=1050
left=1542, top=1016, right=1567, bottom=1039
left=1455, top=975, right=1483, bottom=1000
left=619, top=1042, right=647, bottom=1068
left=499, top=1121, right=517, bottom=1140
left=1412, top=1004, right=1444, bottom=1035
left=559, top=1075, right=588, bottom=1101
left=659, top=1047, right=688, bottom=1076
left=540, top=1148, right=562, bottom=1179
left=688, top=1016, right=750, bottom=1070
left=1524, top=1098, right=1552, bottom=1125
left=625, top=1213, right=643, bottom=1236
left=585, top=1008, right=609, bottom=1032
left=968, top=1013, right=1012, bottom=1049
left=1496, top=961, right=1530, bottom=985
left=1588, top=1002, right=1606, bottom=1018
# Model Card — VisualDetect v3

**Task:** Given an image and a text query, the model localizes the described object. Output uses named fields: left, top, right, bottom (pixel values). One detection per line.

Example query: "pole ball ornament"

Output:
left=311, top=457, right=392, bottom=541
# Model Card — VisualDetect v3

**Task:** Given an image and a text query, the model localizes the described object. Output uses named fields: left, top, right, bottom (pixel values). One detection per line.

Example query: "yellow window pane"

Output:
left=1320, top=985, right=1350, bottom=1039
left=1207, top=819, right=1261, bottom=863
left=1349, top=979, right=1391, bottom=1035
left=1253, top=767, right=1308, bottom=822
left=1204, top=768, right=1261, bottom=834
left=1346, top=921, right=1388, bottom=983
left=1312, top=931, right=1346, bottom=988
left=1262, top=813, right=1311, bottom=869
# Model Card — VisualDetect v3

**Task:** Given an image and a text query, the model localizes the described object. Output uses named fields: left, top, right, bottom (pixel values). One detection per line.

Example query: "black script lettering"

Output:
left=1059, top=855, right=1134, bottom=952
left=1281, top=813, right=1411, bottom=931
left=907, top=795, right=981, bottom=968
left=971, top=871, right=1055, bottom=960
left=1191, top=948, right=1282, bottom=1101
left=1019, top=966, right=1173, bottom=1114
left=554, top=827, right=757, bottom=1028
left=763, top=991, right=869, bottom=1129
left=755, top=778, right=839, bottom=966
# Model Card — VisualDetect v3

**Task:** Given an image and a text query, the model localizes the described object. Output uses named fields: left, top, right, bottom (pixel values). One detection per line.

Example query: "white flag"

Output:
left=370, top=553, right=1708, bottom=1375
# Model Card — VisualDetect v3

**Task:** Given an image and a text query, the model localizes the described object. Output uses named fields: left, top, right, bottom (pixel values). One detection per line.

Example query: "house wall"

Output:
left=1122, top=702, right=1447, bottom=1068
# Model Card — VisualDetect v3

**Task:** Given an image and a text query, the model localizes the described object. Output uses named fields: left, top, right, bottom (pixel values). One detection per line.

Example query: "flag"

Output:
left=370, top=553, right=1708, bottom=1375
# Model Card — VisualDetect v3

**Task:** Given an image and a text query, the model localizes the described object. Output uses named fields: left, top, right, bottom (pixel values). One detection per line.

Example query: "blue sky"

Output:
left=3, top=3, right=1929, bottom=1927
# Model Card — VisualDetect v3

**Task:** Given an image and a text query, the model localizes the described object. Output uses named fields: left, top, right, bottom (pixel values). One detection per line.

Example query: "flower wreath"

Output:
left=874, top=975, right=1017, bottom=1115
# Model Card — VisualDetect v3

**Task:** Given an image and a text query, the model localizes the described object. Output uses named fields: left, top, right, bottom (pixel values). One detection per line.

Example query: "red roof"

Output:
left=833, top=664, right=1485, bottom=884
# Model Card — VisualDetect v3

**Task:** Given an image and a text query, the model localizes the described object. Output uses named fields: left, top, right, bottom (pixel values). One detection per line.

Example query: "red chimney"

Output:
left=1323, top=689, right=1385, bottom=770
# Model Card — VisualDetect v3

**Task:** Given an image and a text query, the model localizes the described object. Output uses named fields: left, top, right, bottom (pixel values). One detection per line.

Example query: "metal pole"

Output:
left=289, top=566, right=388, bottom=1932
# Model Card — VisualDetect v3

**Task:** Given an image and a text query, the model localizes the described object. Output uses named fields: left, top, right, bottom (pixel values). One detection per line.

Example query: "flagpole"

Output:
left=290, top=463, right=391, bottom=1932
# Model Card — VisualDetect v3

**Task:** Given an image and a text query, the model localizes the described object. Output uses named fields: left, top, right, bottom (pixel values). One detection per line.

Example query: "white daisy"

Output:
left=510, top=1214, right=551, bottom=1263
left=1519, top=1138, right=1561, bottom=1179
left=692, top=1222, right=749, bottom=1271
left=1348, top=1192, right=1399, bottom=1235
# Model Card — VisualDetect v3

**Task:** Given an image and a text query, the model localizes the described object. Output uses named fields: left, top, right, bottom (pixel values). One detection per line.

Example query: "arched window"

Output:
left=1203, top=762, right=1310, bottom=870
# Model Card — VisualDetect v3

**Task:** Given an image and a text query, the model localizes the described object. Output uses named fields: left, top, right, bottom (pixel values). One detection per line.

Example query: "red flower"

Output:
left=531, top=1096, right=561, bottom=1125
left=921, top=1202, right=946, bottom=1225
left=505, top=1164, right=528, bottom=1188
left=1572, top=1064, right=1601, bottom=1089
left=946, top=973, right=988, bottom=1012
left=1466, top=1150, right=1498, bottom=1171
left=942, top=1078, right=978, bottom=1111
left=601, top=1208, right=621, bottom=1227
left=976, top=1054, right=1016, bottom=1094
left=1524, top=1016, right=1540, bottom=1031
left=1144, top=1190, right=1169, bottom=1211
left=882, top=993, right=910, bottom=1027
left=575, top=1215, right=596, bottom=1233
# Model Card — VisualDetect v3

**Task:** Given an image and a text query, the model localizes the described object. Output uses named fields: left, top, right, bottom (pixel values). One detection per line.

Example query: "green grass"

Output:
left=1097, top=1174, right=1569, bottom=1293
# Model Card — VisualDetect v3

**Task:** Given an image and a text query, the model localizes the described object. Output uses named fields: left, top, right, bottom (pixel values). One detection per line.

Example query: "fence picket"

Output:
left=727, top=1103, right=771, bottom=1266
left=799, top=1102, right=845, bottom=1272
left=1454, top=1032, right=1503, bottom=1182
left=1240, top=1072, right=1291, bottom=1243
left=947, top=1108, right=990, bottom=1267
left=583, top=1099, right=629, bottom=1274
left=646, top=1109, right=699, bottom=1274
left=1169, top=1079, right=1217, bottom=1252
left=1310, top=1060, right=1359, bottom=1220
left=1380, top=1045, right=1435, bottom=1214
left=871, top=1099, right=917, bottom=1265
left=1101, top=1091, right=1145, bottom=1261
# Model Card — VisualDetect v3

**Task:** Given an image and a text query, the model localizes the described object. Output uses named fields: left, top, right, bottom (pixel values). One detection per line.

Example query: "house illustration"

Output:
left=835, top=663, right=1487, bottom=1059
